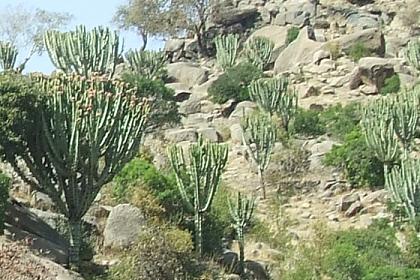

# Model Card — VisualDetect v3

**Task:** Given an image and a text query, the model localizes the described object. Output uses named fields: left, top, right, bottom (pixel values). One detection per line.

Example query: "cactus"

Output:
left=391, top=90, right=419, bottom=156
left=214, top=34, right=239, bottom=71
left=386, top=159, right=420, bottom=228
left=0, top=41, right=18, bottom=71
left=243, top=36, right=274, bottom=70
left=44, top=25, right=121, bottom=78
left=241, top=112, right=277, bottom=199
left=125, top=49, right=167, bottom=80
left=0, top=172, right=10, bottom=235
left=228, top=191, right=255, bottom=275
left=404, top=38, right=420, bottom=72
left=277, top=88, right=298, bottom=133
left=248, top=77, right=289, bottom=116
left=361, top=98, right=400, bottom=172
left=168, top=135, right=228, bottom=256
left=13, top=73, right=150, bottom=268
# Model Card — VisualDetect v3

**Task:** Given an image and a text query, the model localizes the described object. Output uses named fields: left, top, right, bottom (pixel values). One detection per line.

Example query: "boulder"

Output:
left=274, top=0, right=314, bottom=26
left=218, top=249, right=239, bottom=273
left=164, top=39, right=185, bottom=53
left=211, top=6, right=259, bottom=26
left=274, top=27, right=322, bottom=74
left=164, top=128, right=198, bottom=143
left=247, top=25, right=289, bottom=62
left=325, top=28, right=385, bottom=57
left=345, top=201, right=363, bottom=217
left=346, top=12, right=379, bottom=30
left=229, top=101, right=257, bottom=120
left=349, top=57, right=395, bottom=92
left=197, top=127, right=220, bottom=142
left=244, top=260, right=270, bottom=280
left=230, top=123, right=244, bottom=144
left=167, top=62, right=208, bottom=88
left=165, top=83, right=192, bottom=102
left=30, top=191, right=55, bottom=211
left=340, top=193, right=360, bottom=212
left=103, top=204, right=146, bottom=249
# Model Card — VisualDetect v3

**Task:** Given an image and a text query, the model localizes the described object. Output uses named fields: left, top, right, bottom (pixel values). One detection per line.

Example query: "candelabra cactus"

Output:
left=243, top=36, right=274, bottom=70
left=0, top=41, right=18, bottom=71
left=228, top=192, right=255, bottom=276
left=125, top=49, right=167, bottom=80
left=386, top=159, right=420, bottom=229
left=12, top=73, right=150, bottom=269
left=248, top=76, right=289, bottom=116
left=241, top=112, right=277, bottom=199
left=44, top=25, right=121, bottom=78
left=214, top=34, right=239, bottom=71
left=404, top=38, right=420, bottom=72
left=168, top=135, right=228, bottom=256
left=277, top=88, right=298, bottom=133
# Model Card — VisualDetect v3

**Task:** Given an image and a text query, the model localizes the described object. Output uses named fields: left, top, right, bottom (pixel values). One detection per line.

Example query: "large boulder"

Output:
left=247, top=25, right=289, bottom=62
left=274, top=0, right=315, bottom=26
left=346, top=12, right=379, bottom=30
left=167, top=62, right=208, bottom=88
left=349, top=57, right=395, bottom=92
left=324, top=28, right=385, bottom=57
left=164, top=128, right=198, bottom=143
left=103, top=204, right=146, bottom=250
left=274, top=27, right=322, bottom=74
left=211, top=6, right=259, bottom=26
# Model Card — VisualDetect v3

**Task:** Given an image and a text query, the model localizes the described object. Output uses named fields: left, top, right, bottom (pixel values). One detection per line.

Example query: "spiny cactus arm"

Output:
left=404, top=38, right=420, bottom=72
left=125, top=50, right=167, bottom=80
left=214, top=34, right=239, bottom=71
left=0, top=41, right=18, bottom=71
left=168, top=145, right=194, bottom=212
left=228, top=192, right=255, bottom=228
left=277, top=88, right=298, bottom=132
left=249, top=77, right=289, bottom=116
left=243, top=36, right=274, bottom=70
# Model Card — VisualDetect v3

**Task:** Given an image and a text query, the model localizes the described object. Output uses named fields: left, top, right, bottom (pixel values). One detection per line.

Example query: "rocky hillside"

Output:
left=1, top=0, right=419, bottom=279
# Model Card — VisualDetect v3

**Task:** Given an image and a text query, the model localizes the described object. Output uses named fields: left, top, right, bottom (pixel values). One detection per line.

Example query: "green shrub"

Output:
left=0, top=172, right=10, bottom=234
left=380, top=74, right=401, bottom=95
left=319, top=103, right=361, bottom=140
left=349, top=42, right=371, bottom=62
left=208, top=62, right=263, bottom=104
left=286, top=27, right=300, bottom=45
left=109, top=225, right=195, bottom=280
left=404, top=230, right=420, bottom=268
left=324, top=243, right=364, bottom=280
left=363, top=266, right=420, bottom=280
left=324, top=127, right=384, bottom=188
left=291, top=108, right=326, bottom=137
left=121, top=72, right=180, bottom=128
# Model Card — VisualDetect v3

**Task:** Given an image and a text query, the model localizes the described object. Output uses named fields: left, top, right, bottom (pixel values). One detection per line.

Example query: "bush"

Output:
left=349, top=42, right=371, bottom=62
left=0, top=172, right=10, bottom=234
left=291, top=108, right=326, bottom=137
left=286, top=27, right=300, bottom=45
left=121, top=72, right=180, bottom=128
left=208, top=62, right=263, bottom=104
left=325, top=41, right=342, bottom=60
left=109, top=225, right=195, bottom=280
left=324, top=127, right=384, bottom=188
left=380, top=74, right=400, bottom=95
left=404, top=230, right=420, bottom=268
left=323, top=243, right=364, bottom=280
left=319, top=103, right=361, bottom=140
left=363, top=266, right=420, bottom=280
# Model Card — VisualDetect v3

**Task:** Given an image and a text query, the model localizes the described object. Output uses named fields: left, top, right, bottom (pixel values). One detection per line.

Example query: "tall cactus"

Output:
left=214, top=34, right=239, bottom=71
left=168, top=135, right=228, bottom=256
left=277, top=88, right=298, bottom=133
left=0, top=41, right=18, bottom=71
left=404, top=38, right=420, bottom=72
left=243, top=36, right=274, bottom=70
left=13, top=73, right=150, bottom=269
left=386, top=159, right=420, bottom=229
left=228, top=192, right=255, bottom=276
left=44, top=25, right=121, bottom=78
left=248, top=77, right=289, bottom=116
left=241, top=112, right=277, bottom=199
left=125, top=49, right=167, bottom=80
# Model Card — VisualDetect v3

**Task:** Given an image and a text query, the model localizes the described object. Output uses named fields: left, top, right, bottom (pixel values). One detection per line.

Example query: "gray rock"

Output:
left=103, top=204, right=146, bottom=249
left=244, top=260, right=270, bottom=280
left=350, top=57, right=395, bottom=92
left=211, top=6, right=259, bottom=26
left=197, top=127, right=220, bottom=142
left=230, top=123, right=244, bottom=144
left=167, top=62, right=208, bottom=88
left=345, top=201, right=363, bottom=217
left=164, top=39, right=185, bottom=53
left=274, top=0, right=314, bottom=26
left=229, top=101, right=257, bottom=119
left=346, top=12, right=379, bottom=30
left=247, top=25, right=289, bottom=63
left=30, top=191, right=55, bottom=211
left=218, top=250, right=239, bottom=273
left=340, top=193, right=360, bottom=212
left=164, top=128, right=198, bottom=143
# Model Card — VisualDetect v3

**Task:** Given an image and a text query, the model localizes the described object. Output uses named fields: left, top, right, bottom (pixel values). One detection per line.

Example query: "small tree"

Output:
left=228, top=192, right=255, bottom=275
left=0, top=171, right=10, bottom=235
left=241, top=112, right=277, bottom=199
left=168, top=135, right=228, bottom=257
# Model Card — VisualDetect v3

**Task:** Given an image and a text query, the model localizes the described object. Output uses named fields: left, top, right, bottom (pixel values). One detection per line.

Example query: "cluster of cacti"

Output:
left=248, top=77, right=289, bottom=116
left=0, top=172, right=10, bottom=235
left=22, top=73, right=150, bottom=268
left=0, top=41, right=18, bottom=71
left=44, top=25, right=121, bottom=78
left=404, top=38, right=420, bottom=72
left=386, top=159, right=420, bottom=227
left=248, top=76, right=297, bottom=132
left=214, top=34, right=239, bottom=71
left=243, top=36, right=274, bottom=70
left=241, top=112, right=277, bottom=199
left=168, top=135, right=228, bottom=256
left=228, top=192, right=255, bottom=276
left=125, top=49, right=167, bottom=80
left=361, top=85, right=420, bottom=230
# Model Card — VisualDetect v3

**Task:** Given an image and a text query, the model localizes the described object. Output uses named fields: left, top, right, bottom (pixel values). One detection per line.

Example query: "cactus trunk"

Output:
left=68, top=219, right=82, bottom=269
left=258, top=167, right=266, bottom=199
left=237, top=227, right=245, bottom=275
left=194, top=210, right=203, bottom=256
